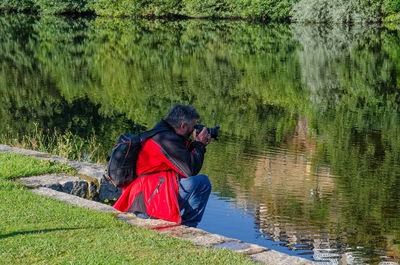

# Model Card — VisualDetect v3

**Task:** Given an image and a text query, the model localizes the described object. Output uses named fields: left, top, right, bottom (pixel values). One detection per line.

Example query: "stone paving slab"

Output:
left=157, top=223, right=235, bottom=247
left=235, top=242, right=270, bottom=256
left=213, top=241, right=249, bottom=250
left=116, top=212, right=177, bottom=229
left=250, top=249, right=317, bottom=265
left=116, top=212, right=229, bottom=247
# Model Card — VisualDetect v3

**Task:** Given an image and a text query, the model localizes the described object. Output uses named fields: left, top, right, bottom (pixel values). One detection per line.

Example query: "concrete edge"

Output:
left=31, top=187, right=118, bottom=212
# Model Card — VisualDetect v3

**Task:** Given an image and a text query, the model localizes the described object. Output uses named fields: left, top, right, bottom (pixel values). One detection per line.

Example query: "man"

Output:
left=113, top=104, right=212, bottom=227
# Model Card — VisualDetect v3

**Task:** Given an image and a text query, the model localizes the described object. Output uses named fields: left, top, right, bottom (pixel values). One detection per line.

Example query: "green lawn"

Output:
left=0, top=152, right=77, bottom=180
left=0, top=152, right=256, bottom=264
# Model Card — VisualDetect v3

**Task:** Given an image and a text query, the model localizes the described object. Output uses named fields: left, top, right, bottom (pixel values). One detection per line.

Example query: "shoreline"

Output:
left=0, top=144, right=316, bottom=265
left=0, top=12, right=398, bottom=32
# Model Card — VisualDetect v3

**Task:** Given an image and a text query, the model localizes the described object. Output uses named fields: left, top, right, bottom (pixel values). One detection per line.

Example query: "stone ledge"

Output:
left=158, top=223, right=235, bottom=247
left=16, top=174, right=96, bottom=198
left=31, top=187, right=118, bottom=212
left=250, top=249, right=317, bottom=265
left=234, top=242, right=268, bottom=255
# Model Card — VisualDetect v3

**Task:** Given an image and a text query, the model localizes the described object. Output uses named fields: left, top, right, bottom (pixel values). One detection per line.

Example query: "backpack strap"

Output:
left=139, top=128, right=169, bottom=142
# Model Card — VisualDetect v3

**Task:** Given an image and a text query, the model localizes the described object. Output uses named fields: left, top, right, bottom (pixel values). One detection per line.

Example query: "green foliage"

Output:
left=0, top=122, right=104, bottom=163
left=0, top=0, right=37, bottom=13
left=239, top=0, right=296, bottom=21
left=385, top=13, right=400, bottom=23
left=291, top=0, right=381, bottom=23
left=92, top=0, right=183, bottom=17
left=291, top=0, right=400, bottom=23
left=36, top=0, right=92, bottom=14
left=178, top=0, right=238, bottom=17
left=383, top=0, right=400, bottom=16
left=0, top=0, right=296, bottom=21
left=382, top=0, right=400, bottom=22
left=0, top=0, right=92, bottom=15
left=90, top=0, right=296, bottom=20
left=0, top=0, right=399, bottom=21
left=0, top=152, right=76, bottom=180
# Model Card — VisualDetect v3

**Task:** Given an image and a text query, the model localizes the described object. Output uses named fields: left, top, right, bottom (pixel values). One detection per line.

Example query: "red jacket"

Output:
left=113, top=120, right=206, bottom=223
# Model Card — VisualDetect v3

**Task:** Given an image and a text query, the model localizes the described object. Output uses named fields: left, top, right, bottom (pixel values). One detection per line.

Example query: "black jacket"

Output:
left=150, top=119, right=206, bottom=177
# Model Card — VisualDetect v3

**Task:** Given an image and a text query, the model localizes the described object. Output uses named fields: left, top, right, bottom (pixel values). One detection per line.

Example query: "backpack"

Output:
left=104, top=128, right=167, bottom=188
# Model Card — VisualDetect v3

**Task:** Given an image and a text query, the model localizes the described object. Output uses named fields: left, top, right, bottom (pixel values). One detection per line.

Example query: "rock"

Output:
left=17, top=174, right=89, bottom=198
left=98, top=180, right=122, bottom=201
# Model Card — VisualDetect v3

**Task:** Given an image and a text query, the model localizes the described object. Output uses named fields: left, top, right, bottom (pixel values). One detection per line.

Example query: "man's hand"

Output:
left=193, top=127, right=211, bottom=146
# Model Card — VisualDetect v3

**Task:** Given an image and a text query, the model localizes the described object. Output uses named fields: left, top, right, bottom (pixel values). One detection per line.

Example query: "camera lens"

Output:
left=194, top=124, right=220, bottom=140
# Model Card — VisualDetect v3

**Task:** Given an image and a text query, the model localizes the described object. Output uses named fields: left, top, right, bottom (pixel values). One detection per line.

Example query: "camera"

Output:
left=194, top=124, right=220, bottom=140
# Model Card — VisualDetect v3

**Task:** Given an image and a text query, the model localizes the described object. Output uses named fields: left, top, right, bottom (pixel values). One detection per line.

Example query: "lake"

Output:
left=1, top=14, right=399, bottom=264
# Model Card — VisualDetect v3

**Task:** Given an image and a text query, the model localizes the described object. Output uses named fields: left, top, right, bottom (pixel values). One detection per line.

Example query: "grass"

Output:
left=0, top=152, right=256, bottom=264
left=0, top=152, right=77, bottom=180
left=0, top=123, right=104, bottom=164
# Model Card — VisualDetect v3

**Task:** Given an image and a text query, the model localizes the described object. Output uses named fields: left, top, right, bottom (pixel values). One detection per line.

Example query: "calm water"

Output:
left=1, top=14, right=400, bottom=264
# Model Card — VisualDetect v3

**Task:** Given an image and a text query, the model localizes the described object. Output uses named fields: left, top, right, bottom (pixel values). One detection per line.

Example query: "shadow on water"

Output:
left=0, top=14, right=400, bottom=264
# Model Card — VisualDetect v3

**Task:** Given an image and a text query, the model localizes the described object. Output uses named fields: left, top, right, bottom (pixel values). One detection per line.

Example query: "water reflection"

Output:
left=202, top=125, right=400, bottom=264
left=1, top=14, right=400, bottom=264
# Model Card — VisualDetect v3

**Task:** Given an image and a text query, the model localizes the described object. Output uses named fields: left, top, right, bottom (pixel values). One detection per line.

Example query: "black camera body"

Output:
left=194, top=124, right=220, bottom=140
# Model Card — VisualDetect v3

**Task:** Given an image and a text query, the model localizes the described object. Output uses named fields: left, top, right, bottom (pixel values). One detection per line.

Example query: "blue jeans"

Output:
left=178, top=174, right=211, bottom=227
left=135, top=174, right=211, bottom=227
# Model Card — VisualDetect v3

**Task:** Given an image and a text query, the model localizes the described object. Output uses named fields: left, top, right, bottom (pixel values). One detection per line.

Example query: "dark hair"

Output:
left=164, top=104, right=200, bottom=128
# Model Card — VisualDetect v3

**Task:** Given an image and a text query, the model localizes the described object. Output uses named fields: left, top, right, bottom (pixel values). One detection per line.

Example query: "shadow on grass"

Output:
left=0, top=227, right=103, bottom=239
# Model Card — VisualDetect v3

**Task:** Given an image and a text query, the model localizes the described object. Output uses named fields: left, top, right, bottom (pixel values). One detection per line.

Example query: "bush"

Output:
left=383, top=0, right=400, bottom=15
left=292, top=0, right=381, bottom=23
left=92, top=0, right=183, bottom=17
left=292, top=0, right=400, bottom=23
left=85, top=0, right=297, bottom=20
left=238, top=0, right=296, bottom=21
left=383, top=0, right=400, bottom=22
left=0, top=0, right=37, bottom=13
left=36, top=0, right=92, bottom=14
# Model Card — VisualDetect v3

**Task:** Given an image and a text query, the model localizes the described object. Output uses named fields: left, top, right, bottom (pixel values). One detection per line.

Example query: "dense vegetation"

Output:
left=292, top=0, right=400, bottom=23
left=1, top=0, right=400, bottom=23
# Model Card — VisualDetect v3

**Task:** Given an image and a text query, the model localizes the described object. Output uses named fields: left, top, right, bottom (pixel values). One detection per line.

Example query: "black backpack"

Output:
left=104, top=128, right=167, bottom=188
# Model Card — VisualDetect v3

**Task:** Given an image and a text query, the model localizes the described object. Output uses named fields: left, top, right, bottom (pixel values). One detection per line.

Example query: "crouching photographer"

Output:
left=113, top=104, right=219, bottom=227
